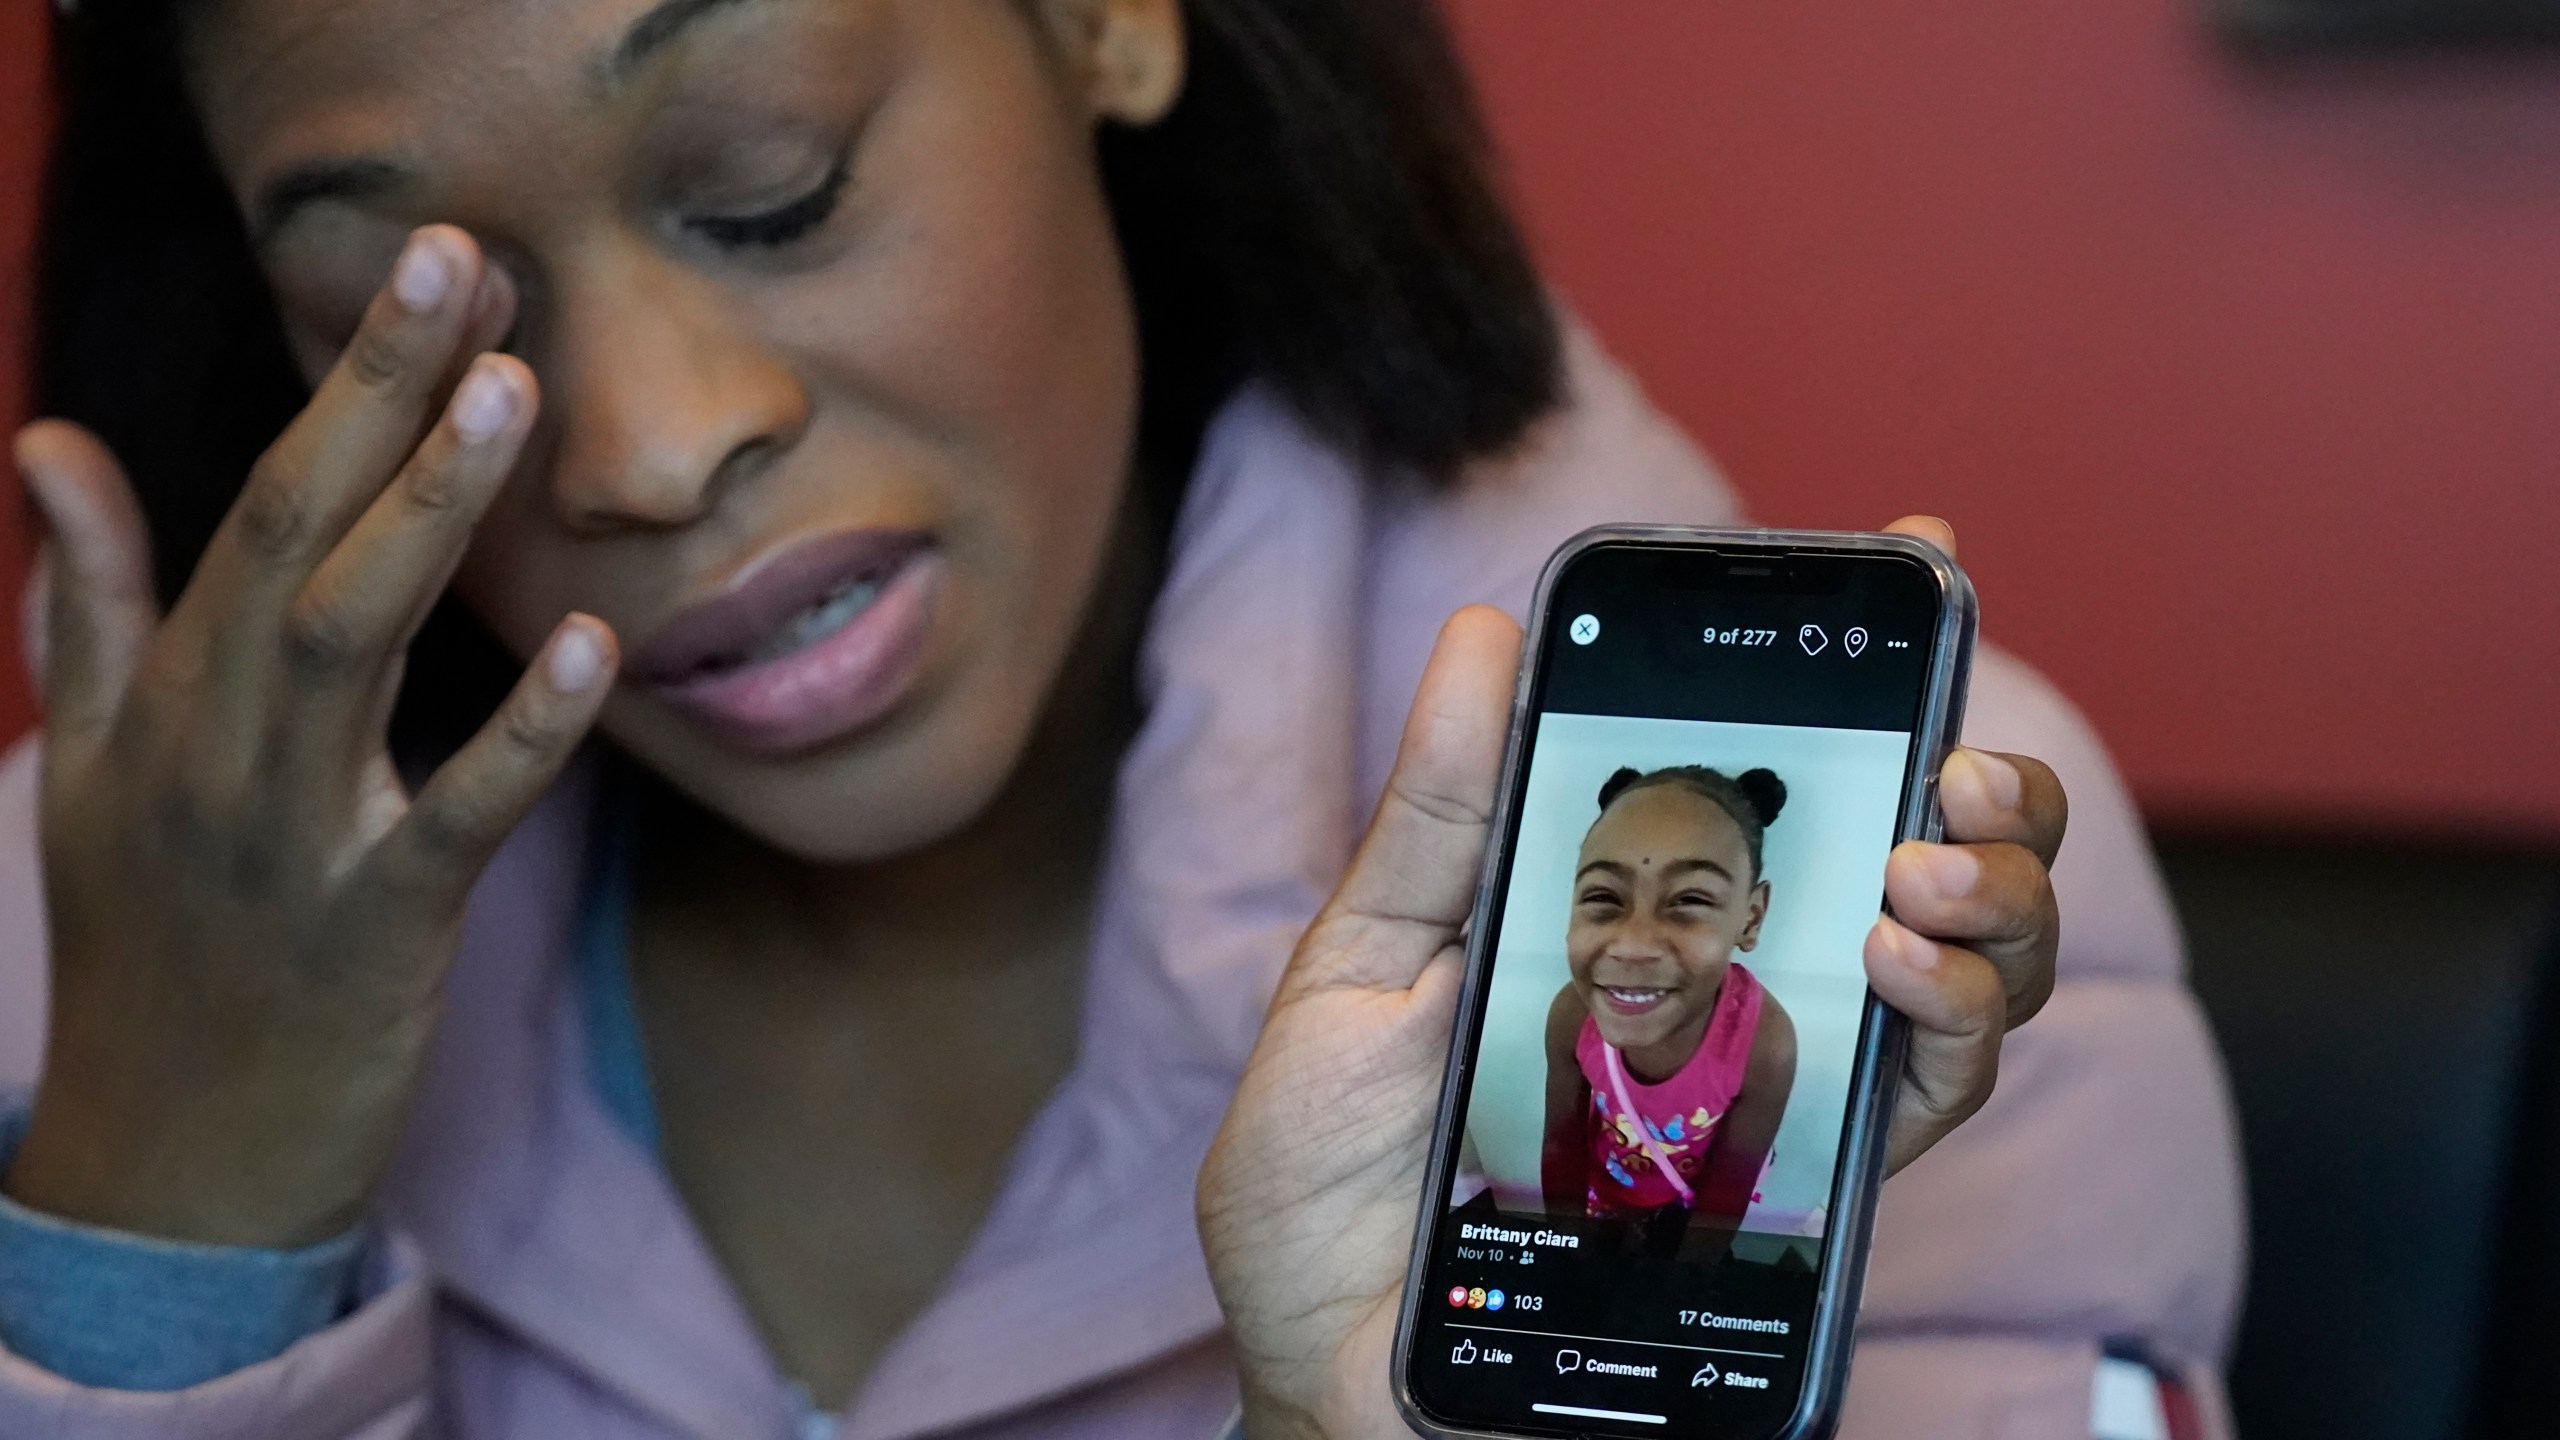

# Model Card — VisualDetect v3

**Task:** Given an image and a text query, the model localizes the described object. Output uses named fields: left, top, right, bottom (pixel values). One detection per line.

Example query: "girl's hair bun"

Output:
left=1596, top=766, right=1645, bottom=811
left=1735, top=768, right=1788, bottom=827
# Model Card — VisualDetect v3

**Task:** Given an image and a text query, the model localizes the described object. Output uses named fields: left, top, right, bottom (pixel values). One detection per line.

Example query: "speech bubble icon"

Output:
left=1799, top=623, right=1829, bottom=656
left=1555, top=1349, right=1582, bottom=1374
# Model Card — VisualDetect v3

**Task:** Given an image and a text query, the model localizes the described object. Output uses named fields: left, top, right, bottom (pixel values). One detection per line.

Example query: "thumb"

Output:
left=1882, top=514, right=1957, bottom=559
left=20, top=545, right=48, bottom=707
left=1284, top=604, right=1521, bottom=999
left=16, top=421, right=162, bottom=754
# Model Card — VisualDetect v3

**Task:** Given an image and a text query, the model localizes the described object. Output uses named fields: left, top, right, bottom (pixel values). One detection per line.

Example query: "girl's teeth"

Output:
left=740, top=579, right=882, bottom=666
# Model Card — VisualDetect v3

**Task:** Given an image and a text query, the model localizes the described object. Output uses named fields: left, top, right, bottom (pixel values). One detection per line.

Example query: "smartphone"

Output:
left=1394, top=527, right=1977, bottom=1440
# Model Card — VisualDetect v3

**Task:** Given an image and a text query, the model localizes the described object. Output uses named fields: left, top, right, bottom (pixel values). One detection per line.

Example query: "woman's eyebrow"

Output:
left=254, top=157, right=409, bottom=244
left=1575, top=861, right=1632, bottom=883
left=605, top=0, right=783, bottom=90
left=251, top=0, right=786, bottom=243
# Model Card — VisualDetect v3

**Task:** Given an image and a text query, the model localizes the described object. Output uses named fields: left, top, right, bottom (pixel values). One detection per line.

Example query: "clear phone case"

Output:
left=1391, top=526, right=1978, bottom=1440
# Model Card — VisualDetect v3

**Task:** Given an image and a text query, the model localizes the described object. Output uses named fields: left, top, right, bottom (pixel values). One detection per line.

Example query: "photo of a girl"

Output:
left=1541, top=765, right=1799, bottom=1233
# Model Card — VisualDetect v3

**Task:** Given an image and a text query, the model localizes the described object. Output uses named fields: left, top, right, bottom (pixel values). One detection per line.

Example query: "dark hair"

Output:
left=1594, top=765, right=1789, bottom=879
left=33, top=0, right=1562, bottom=750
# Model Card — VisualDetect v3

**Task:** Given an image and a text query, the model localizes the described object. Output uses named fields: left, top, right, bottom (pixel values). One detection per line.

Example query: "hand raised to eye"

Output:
left=8, top=226, right=616, bottom=1249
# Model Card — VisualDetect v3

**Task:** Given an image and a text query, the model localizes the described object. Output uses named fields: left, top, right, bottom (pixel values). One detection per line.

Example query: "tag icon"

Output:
left=1798, top=624, right=1829, bottom=656
left=1845, top=627, right=1869, bottom=657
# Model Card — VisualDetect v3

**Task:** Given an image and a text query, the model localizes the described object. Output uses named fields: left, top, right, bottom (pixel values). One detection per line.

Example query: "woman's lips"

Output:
left=631, top=529, right=941, bottom=755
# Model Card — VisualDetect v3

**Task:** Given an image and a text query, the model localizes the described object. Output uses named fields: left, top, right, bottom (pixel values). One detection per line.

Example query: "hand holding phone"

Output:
left=1198, top=520, right=2066, bottom=1440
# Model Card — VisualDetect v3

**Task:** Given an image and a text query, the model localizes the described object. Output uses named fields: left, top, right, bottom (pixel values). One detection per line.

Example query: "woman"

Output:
left=1542, top=766, right=1796, bottom=1231
left=0, top=1, right=2241, bottom=1436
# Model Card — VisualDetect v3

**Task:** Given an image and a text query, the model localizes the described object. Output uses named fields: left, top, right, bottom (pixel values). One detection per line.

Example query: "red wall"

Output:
left=0, top=2, right=43, bottom=745
left=5, top=3, right=2558, bottom=836
left=1447, top=0, right=2560, bottom=838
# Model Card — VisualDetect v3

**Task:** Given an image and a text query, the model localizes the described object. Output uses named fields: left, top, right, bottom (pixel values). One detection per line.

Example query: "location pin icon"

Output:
left=1845, top=627, right=1868, bottom=657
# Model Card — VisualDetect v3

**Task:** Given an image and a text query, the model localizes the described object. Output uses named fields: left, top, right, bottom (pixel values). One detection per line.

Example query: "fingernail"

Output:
left=1872, top=917, right=1939, bottom=972
left=451, top=365, right=517, bottom=443
left=1952, top=748, right=2022, bottom=812
left=548, top=621, right=606, bottom=693
left=391, top=233, right=452, bottom=313
left=1918, top=843, right=1979, bottom=898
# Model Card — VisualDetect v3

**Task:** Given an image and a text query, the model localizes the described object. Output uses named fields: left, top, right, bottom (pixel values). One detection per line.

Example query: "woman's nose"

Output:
left=533, top=243, right=810, bottom=531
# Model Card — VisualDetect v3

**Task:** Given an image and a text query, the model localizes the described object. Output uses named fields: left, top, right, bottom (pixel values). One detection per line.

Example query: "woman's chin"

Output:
left=604, top=703, right=1020, bottom=866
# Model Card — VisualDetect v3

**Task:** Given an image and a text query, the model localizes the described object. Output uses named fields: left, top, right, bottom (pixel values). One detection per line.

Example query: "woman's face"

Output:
left=185, top=0, right=1180, bottom=860
left=1566, top=785, right=1770, bottom=1054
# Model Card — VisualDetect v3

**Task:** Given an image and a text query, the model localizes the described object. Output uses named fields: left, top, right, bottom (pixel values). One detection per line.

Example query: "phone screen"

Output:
left=1405, top=539, right=1962, bottom=1439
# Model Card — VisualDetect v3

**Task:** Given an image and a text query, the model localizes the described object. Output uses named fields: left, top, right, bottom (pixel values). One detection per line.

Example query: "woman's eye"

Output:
left=1672, top=890, right=1721, bottom=910
left=684, top=152, right=851, bottom=250
left=1577, top=888, right=1624, bottom=911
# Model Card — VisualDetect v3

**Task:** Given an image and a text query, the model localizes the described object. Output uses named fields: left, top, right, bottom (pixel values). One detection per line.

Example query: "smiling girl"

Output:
left=0, top=1, right=2236, bottom=1436
left=1542, top=765, right=1797, bottom=1230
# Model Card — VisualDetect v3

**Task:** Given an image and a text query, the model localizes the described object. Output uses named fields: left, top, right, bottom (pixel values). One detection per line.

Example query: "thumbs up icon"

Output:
left=1452, top=1339, right=1479, bottom=1365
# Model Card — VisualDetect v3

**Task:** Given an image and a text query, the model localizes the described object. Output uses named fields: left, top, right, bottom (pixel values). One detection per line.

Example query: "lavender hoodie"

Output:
left=0, top=331, right=2244, bottom=1439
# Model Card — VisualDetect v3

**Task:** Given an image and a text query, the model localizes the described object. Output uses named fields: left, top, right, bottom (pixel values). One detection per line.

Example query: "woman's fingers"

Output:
left=1938, top=747, right=2065, bottom=867
left=157, top=226, right=507, bottom=796
left=369, top=616, right=617, bottom=912
left=1864, top=522, right=2062, bottom=1169
left=282, top=357, right=536, bottom=754
left=1882, top=836, right=2059, bottom=1028
left=1863, top=916, right=2009, bottom=1172
left=453, top=260, right=521, bottom=390
left=180, top=227, right=487, bottom=630
left=1287, top=605, right=1521, bottom=997
left=1868, top=744, right=2069, bottom=1171
left=415, top=256, right=522, bottom=431
left=15, top=421, right=161, bottom=756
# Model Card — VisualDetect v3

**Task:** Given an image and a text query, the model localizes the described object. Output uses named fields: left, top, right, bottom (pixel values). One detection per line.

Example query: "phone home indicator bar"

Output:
left=1533, top=1403, right=1666, bottom=1425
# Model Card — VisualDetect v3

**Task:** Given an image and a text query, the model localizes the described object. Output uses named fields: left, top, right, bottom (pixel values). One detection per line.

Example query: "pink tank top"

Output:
left=1574, top=962, right=1765, bottom=1217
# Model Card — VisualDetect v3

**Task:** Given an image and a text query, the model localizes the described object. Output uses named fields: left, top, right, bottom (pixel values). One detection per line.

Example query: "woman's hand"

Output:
left=6, top=226, right=615, bottom=1249
left=1197, top=518, right=2067, bottom=1439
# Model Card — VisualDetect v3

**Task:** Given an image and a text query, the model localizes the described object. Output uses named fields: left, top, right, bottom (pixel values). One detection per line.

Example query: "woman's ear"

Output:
left=1033, top=0, right=1186, bottom=125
